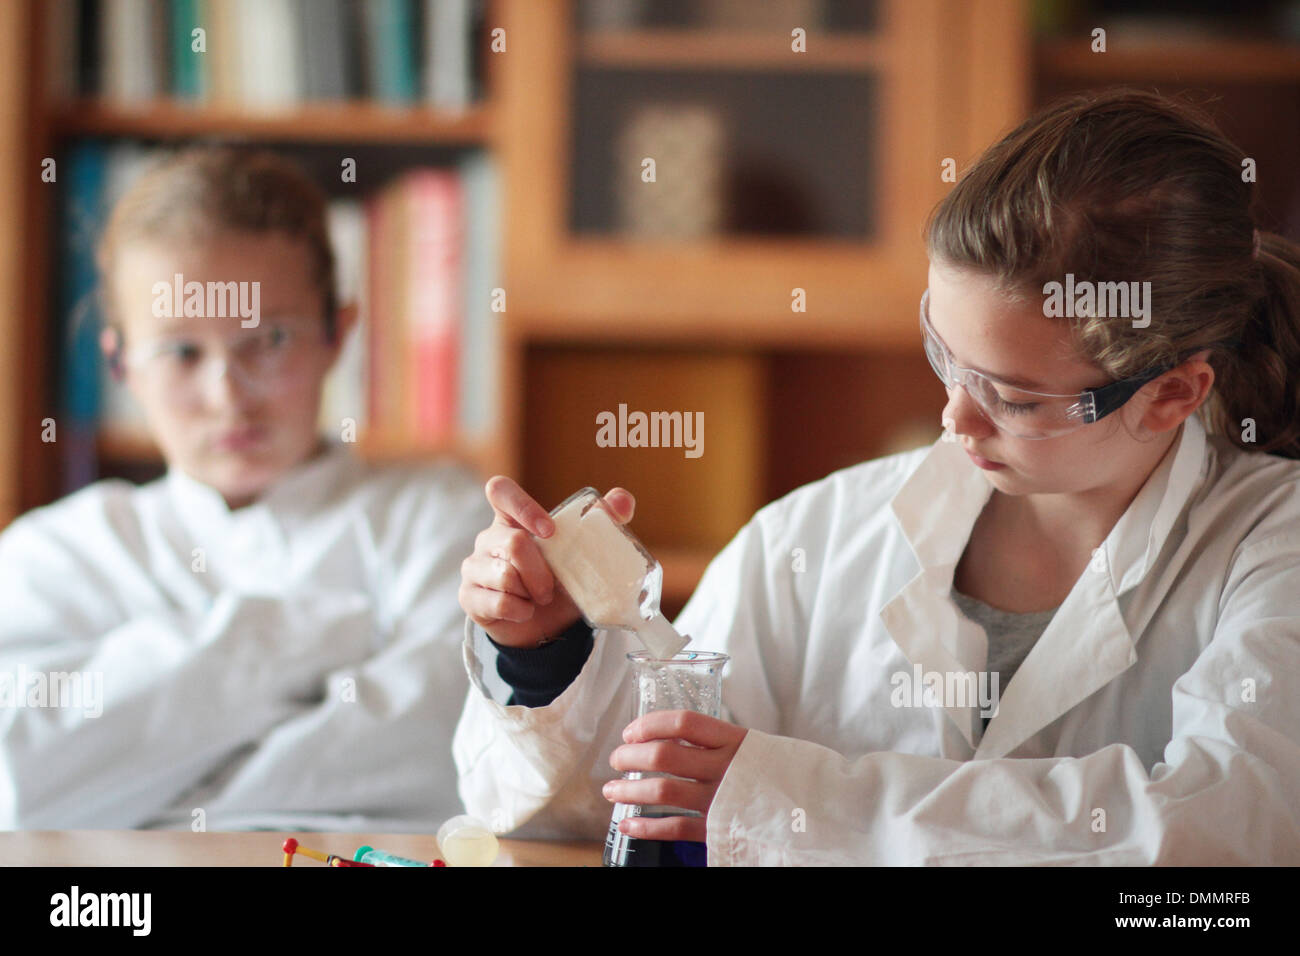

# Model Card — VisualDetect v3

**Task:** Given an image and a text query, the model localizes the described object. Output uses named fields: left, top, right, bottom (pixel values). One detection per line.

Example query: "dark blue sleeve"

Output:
left=487, top=618, right=595, bottom=708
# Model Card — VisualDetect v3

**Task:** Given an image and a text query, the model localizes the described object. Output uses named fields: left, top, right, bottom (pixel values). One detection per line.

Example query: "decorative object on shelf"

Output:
left=615, top=102, right=725, bottom=240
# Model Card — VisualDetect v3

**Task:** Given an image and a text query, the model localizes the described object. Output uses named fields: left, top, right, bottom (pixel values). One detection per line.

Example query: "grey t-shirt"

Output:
left=950, top=588, right=1058, bottom=729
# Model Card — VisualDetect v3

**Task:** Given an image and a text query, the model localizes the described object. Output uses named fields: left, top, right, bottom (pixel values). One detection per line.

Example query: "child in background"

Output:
left=0, top=147, right=492, bottom=830
left=455, top=90, right=1300, bottom=863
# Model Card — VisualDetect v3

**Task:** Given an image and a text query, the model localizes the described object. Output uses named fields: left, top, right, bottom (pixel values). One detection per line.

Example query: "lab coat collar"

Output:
left=881, top=416, right=1209, bottom=755
left=165, top=439, right=356, bottom=535
left=1103, top=414, right=1206, bottom=597
left=881, top=438, right=992, bottom=750
left=256, top=440, right=358, bottom=528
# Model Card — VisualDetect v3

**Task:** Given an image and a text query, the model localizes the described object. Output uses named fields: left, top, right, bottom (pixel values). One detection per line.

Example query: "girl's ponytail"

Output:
left=1205, top=231, right=1300, bottom=459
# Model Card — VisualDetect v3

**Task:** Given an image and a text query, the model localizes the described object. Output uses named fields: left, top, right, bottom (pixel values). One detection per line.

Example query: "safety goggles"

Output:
left=920, top=289, right=1170, bottom=440
left=121, top=318, right=322, bottom=405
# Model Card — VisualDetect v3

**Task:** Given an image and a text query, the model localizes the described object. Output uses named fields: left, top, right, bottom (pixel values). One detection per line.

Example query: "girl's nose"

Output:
left=942, top=384, right=996, bottom=439
left=200, top=356, right=260, bottom=412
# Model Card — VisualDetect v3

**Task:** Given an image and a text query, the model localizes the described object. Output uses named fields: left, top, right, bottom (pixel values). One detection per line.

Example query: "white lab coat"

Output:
left=454, top=414, right=1300, bottom=863
left=0, top=444, right=495, bottom=831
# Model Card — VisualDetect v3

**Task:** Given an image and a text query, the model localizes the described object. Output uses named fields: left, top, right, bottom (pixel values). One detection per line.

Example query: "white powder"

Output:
left=535, top=494, right=688, bottom=659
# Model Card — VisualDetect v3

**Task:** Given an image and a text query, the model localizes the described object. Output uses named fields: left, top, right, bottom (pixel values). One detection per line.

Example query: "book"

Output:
left=73, top=0, right=482, bottom=106
left=169, top=0, right=207, bottom=100
left=320, top=200, right=369, bottom=437
left=99, top=0, right=166, bottom=104
left=424, top=0, right=472, bottom=111
left=406, top=170, right=461, bottom=440
left=77, top=0, right=101, bottom=97
left=235, top=0, right=300, bottom=110
left=206, top=0, right=238, bottom=105
left=299, top=0, right=353, bottom=101
left=361, top=0, right=418, bottom=104
left=57, top=141, right=110, bottom=492
left=458, top=150, right=499, bottom=438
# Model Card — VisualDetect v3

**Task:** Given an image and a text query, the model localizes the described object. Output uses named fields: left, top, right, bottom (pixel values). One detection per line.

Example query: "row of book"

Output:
left=57, top=140, right=500, bottom=491
left=46, top=0, right=487, bottom=110
left=327, top=154, right=501, bottom=446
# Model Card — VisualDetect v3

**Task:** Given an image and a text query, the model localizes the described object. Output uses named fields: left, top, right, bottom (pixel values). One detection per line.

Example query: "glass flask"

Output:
left=603, top=649, right=729, bottom=868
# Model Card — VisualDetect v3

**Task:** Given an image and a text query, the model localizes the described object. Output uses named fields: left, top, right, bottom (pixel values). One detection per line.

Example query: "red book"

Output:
left=405, top=169, right=462, bottom=441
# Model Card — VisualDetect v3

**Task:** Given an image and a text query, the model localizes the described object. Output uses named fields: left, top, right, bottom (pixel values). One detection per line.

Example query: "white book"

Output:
left=457, top=150, right=499, bottom=437
left=100, top=0, right=163, bottom=103
left=321, top=200, right=369, bottom=436
left=425, top=0, right=472, bottom=111
left=235, top=0, right=301, bottom=110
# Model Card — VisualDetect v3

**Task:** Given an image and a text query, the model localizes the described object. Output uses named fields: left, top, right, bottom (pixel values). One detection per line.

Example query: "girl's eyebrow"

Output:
left=150, top=319, right=198, bottom=337
left=974, top=364, right=1048, bottom=391
left=926, top=298, right=1049, bottom=390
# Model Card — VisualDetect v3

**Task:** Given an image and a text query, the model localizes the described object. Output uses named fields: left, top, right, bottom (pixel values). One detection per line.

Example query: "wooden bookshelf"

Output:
left=1037, top=37, right=1300, bottom=82
left=0, top=0, right=1025, bottom=603
left=0, top=0, right=29, bottom=527
left=578, top=30, right=890, bottom=71
left=1031, top=12, right=1300, bottom=297
left=51, top=100, right=498, bottom=145
left=4, top=1, right=1296, bottom=607
left=501, top=0, right=1025, bottom=595
left=97, top=428, right=501, bottom=471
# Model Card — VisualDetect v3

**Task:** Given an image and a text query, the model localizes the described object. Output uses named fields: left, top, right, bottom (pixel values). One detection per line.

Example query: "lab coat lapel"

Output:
left=880, top=438, right=993, bottom=752
left=973, top=572, right=1135, bottom=758
left=975, top=418, right=1208, bottom=759
left=163, top=443, right=355, bottom=593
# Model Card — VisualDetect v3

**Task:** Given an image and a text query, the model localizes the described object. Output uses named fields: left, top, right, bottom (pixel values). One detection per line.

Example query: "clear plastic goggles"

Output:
left=122, top=319, right=319, bottom=405
left=920, top=289, right=1169, bottom=440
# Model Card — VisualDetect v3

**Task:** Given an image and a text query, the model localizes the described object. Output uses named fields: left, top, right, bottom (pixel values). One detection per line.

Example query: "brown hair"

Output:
left=926, top=88, right=1300, bottom=459
left=95, top=145, right=337, bottom=340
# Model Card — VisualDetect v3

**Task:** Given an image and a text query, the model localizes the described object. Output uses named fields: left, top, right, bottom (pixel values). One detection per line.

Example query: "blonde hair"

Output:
left=926, top=88, right=1300, bottom=458
left=96, top=145, right=338, bottom=339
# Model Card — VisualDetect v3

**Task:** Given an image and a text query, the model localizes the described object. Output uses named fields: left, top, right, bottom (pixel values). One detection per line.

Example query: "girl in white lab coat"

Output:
left=455, top=88, right=1300, bottom=864
left=0, top=148, right=492, bottom=829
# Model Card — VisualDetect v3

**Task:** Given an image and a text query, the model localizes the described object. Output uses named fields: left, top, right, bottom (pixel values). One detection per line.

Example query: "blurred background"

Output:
left=0, top=0, right=1297, bottom=613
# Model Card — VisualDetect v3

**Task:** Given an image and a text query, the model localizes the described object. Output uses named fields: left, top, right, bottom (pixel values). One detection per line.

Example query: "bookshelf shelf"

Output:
left=508, top=239, right=917, bottom=347
left=1036, top=38, right=1300, bottom=82
left=579, top=30, right=888, bottom=72
left=98, top=429, right=160, bottom=464
left=99, top=429, right=503, bottom=476
left=51, top=100, right=497, bottom=145
left=515, top=308, right=917, bottom=349
left=357, top=432, right=502, bottom=474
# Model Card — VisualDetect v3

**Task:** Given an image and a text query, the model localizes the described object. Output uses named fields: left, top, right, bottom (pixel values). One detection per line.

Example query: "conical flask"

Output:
left=603, top=649, right=729, bottom=867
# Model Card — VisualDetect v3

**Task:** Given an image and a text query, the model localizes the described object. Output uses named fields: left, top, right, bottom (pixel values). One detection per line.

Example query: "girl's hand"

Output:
left=458, top=476, right=636, bottom=648
left=603, top=711, right=749, bottom=843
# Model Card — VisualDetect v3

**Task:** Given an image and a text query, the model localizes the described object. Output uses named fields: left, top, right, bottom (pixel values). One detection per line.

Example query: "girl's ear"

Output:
left=1141, top=350, right=1216, bottom=435
left=99, top=326, right=125, bottom=382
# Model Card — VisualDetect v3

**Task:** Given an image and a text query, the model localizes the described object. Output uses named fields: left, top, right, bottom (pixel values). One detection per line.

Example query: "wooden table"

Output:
left=0, top=831, right=604, bottom=867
